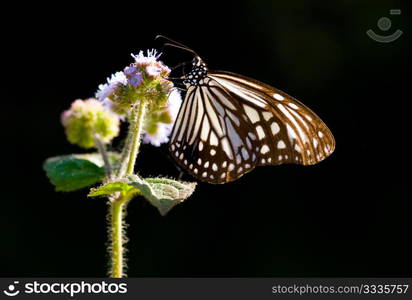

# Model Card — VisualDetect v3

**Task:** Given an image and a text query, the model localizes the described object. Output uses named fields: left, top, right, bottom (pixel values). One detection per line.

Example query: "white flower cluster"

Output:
left=95, top=72, right=127, bottom=113
left=142, top=89, right=182, bottom=146
left=95, top=50, right=182, bottom=147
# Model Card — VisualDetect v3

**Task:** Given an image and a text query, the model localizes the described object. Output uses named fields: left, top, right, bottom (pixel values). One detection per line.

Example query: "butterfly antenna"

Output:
left=155, top=35, right=189, bottom=48
left=155, top=35, right=200, bottom=58
left=163, top=43, right=199, bottom=57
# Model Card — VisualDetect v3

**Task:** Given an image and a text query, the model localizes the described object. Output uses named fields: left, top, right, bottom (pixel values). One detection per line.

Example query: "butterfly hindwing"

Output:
left=169, top=78, right=262, bottom=183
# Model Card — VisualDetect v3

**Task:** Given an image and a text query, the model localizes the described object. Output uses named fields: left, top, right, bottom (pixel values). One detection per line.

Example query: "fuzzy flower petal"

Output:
left=146, top=65, right=161, bottom=78
left=142, top=90, right=182, bottom=146
left=131, top=49, right=161, bottom=66
left=142, top=123, right=173, bottom=147
left=128, top=72, right=143, bottom=88
left=95, top=71, right=127, bottom=102
left=167, top=89, right=183, bottom=121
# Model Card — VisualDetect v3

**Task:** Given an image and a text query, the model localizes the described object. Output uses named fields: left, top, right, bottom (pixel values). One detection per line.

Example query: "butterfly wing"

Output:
left=169, top=77, right=262, bottom=184
left=208, top=70, right=335, bottom=166
left=169, top=71, right=335, bottom=184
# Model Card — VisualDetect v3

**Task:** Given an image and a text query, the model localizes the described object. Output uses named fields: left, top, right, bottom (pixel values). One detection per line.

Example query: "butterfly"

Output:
left=157, top=36, right=335, bottom=184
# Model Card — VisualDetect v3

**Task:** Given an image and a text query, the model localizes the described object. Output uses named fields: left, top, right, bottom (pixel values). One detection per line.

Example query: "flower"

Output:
left=142, top=123, right=172, bottom=147
left=132, top=49, right=160, bottom=65
left=95, top=49, right=173, bottom=117
left=95, top=72, right=127, bottom=102
left=142, top=89, right=182, bottom=146
left=131, top=49, right=171, bottom=76
left=128, top=72, right=143, bottom=88
left=95, top=72, right=129, bottom=116
left=146, top=65, right=161, bottom=78
left=166, top=89, right=182, bottom=121
left=61, top=98, right=120, bottom=149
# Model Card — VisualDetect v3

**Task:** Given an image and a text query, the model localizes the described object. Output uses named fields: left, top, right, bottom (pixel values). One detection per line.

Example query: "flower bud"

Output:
left=61, top=98, right=120, bottom=149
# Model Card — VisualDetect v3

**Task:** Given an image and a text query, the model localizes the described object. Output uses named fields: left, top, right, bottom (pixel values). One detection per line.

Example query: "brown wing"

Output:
left=208, top=71, right=335, bottom=166
left=169, top=71, right=335, bottom=184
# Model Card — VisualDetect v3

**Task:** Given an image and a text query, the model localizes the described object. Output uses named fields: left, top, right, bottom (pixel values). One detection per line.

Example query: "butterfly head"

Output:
left=183, top=56, right=208, bottom=86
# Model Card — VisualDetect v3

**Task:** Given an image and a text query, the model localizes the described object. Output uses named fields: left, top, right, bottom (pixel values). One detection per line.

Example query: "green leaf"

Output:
left=43, top=155, right=106, bottom=192
left=88, top=181, right=139, bottom=198
left=129, top=175, right=196, bottom=216
left=88, top=175, right=196, bottom=216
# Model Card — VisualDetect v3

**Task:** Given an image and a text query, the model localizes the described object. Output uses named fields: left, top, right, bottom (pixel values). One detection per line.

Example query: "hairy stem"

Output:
left=94, top=134, right=112, bottom=177
left=117, top=129, right=132, bottom=177
left=125, top=101, right=147, bottom=175
left=108, top=100, right=147, bottom=277
left=109, top=195, right=128, bottom=278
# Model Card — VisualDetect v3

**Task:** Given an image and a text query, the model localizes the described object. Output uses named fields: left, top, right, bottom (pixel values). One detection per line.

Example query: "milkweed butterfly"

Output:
left=157, top=36, right=335, bottom=184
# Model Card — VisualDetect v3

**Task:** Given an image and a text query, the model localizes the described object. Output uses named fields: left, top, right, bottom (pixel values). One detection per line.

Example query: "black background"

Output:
left=2, top=0, right=411, bottom=277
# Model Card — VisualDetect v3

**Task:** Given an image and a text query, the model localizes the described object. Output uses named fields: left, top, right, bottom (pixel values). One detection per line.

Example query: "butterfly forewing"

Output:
left=169, top=61, right=335, bottom=184
left=208, top=71, right=335, bottom=167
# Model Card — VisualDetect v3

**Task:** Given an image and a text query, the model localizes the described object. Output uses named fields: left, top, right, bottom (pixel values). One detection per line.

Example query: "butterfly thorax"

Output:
left=183, top=58, right=208, bottom=86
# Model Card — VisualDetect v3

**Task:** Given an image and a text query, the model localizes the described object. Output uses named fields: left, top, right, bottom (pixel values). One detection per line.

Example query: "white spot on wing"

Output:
left=200, top=118, right=210, bottom=141
left=262, top=111, right=272, bottom=121
left=288, top=103, right=299, bottom=109
left=260, top=145, right=270, bottom=154
left=273, top=93, right=284, bottom=101
left=241, top=148, right=249, bottom=160
left=256, top=125, right=265, bottom=140
left=271, top=122, right=280, bottom=135
left=243, top=105, right=260, bottom=123
left=210, top=131, right=218, bottom=146
left=221, top=137, right=233, bottom=159
left=277, top=140, right=286, bottom=149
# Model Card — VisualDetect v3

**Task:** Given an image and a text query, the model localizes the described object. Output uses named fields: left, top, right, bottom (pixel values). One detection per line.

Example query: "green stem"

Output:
left=94, top=134, right=112, bottom=177
left=125, top=101, right=147, bottom=175
left=109, top=195, right=128, bottom=278
left=108, top=100, right=147, bottom=277
left=117, top=128, right=132, bottom=177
